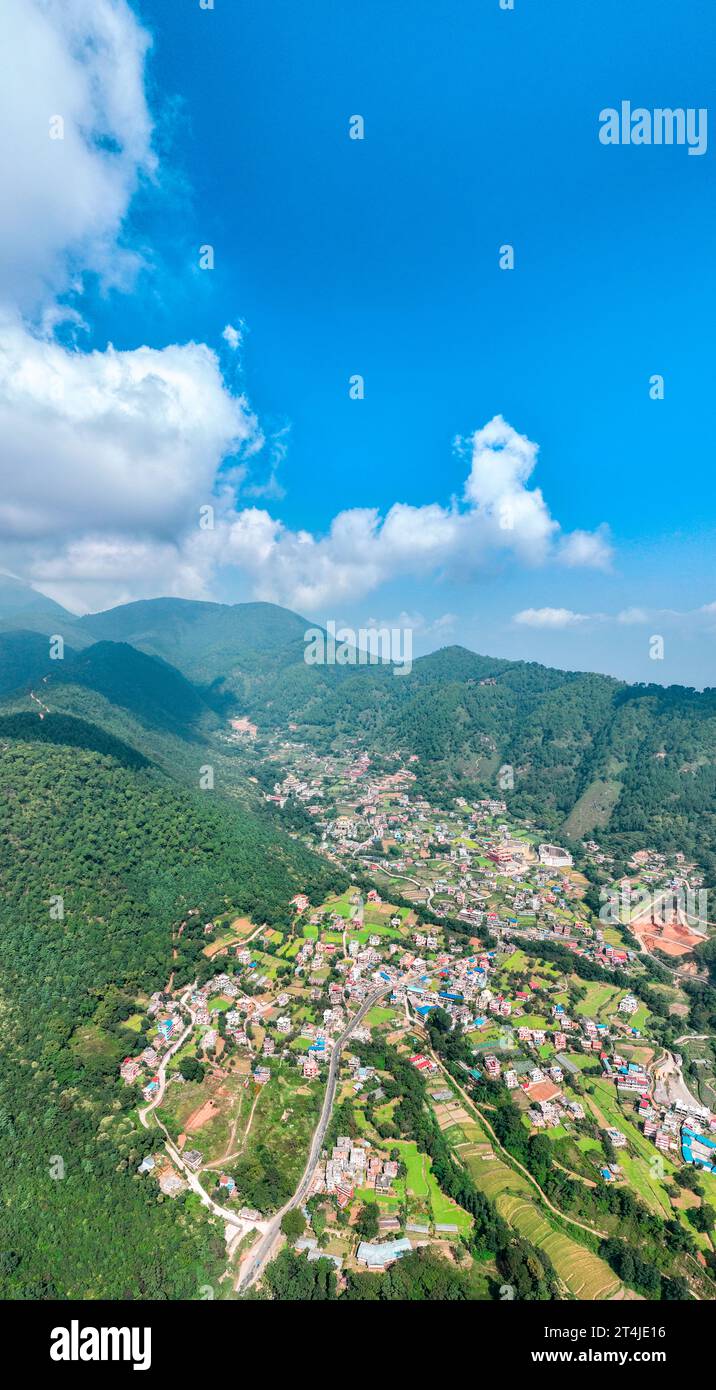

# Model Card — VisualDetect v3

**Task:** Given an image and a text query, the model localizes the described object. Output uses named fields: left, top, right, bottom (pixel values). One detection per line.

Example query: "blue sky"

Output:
left=2, top=0, right=715, bottom=686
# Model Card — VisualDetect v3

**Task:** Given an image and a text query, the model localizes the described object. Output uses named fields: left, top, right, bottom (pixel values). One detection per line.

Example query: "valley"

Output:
left=1, top=579, right=716, bottom=1302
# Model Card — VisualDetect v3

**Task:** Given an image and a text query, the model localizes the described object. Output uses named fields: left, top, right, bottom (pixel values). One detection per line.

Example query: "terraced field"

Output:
left=446, top=1122, right=623, bottom=1300
left=497, top=1193, right=621, bottom=1300
left=395, top=1139, right=473, bottom=1233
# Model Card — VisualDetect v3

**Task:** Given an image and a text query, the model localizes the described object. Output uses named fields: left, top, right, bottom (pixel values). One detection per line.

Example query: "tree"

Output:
left=280, top=1208, right=306, bottom=1241
left=180, top=1057, right=205, bottom=1083
left=355, top=1203, right=380, bottom=1241
left=261, top=1249, right=336, bottom=1301
left=688, top=1203, right=715, bottom=1234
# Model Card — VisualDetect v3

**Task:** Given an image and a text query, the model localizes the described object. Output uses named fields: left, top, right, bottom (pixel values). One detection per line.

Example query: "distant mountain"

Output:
left=0, top=571, right=70, bottom=618
left=2, top=587, right=716, bottom=880
left=0, top=573, right=92, bottom=647
left=79, top=596, right=309, bottom=696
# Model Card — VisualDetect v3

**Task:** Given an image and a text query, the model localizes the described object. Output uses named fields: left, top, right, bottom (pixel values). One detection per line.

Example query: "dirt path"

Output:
left=206, top=1086, right=262, bottom=1170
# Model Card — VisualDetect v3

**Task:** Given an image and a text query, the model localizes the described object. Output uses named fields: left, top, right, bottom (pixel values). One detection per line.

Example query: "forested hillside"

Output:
left=3, top=581, right=716, bottom=881
left=214, top=635, right=716, bottom=885
left=0, top=630, right=239, bottom=787
left=0, top=719, right=344, bottom=1298
left=79, top=596, right=309, bottom=697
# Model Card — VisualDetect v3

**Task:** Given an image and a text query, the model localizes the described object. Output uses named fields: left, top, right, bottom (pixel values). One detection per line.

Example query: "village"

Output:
left=114, top=731, right=716, bottom=1294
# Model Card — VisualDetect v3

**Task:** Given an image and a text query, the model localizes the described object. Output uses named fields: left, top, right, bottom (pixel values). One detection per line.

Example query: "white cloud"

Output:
left=29, top=534, right=215, bottom=615
left=617, top=606, right=650, bottom=625
left=185, top=415, right=611, bottom=612
left=222, top=323, right=243, bottom=351
left=0, top=7, right=615, bottom=616
left=364, top=611, right=458, bottom=637
left=514, top=607, right=593, bottom=629
left=0, top=315, right=259, bottom=543
left=616, top=602, right=716, bottom=633
left=459, top=414, right=557, bottom=564
left=1, top=399, right=616, bottom=612
left=557, top=526, right=612, bottom=571
left=512, top=601, right=716, bottom=638
left=0, top=0, right=259, bottom=610
left=1, top=0, right=155, bottom=311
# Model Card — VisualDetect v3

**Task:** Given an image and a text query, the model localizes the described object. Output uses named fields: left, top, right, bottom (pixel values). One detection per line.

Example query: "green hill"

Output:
left=0, top=573, right=92, bottom=647
left=0, top=630, right=234, bottom=785
left=0, top=717, right=344, bottom=1299
left=79, top=596, right=309, bottom=697
left=3, top=585, right=716, bottom=879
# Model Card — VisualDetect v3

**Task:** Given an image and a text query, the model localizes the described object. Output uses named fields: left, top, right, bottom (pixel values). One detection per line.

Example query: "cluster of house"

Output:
left=527, top=1091, right=585, bottom=1131
left=630, top=1085, right=716, bottom=1173
left=597, top=1038, right=716, bottom=1175
left=636, top=1091, right=716, bottom=1166
left=392, top=945, right=501, bottom=1031
left=272, top=744, right=701, bottom=1015
left=681, top=1124, right=716, bottom=1173
left=601, top=1054, right=650, bottom=1090
left=313, top=1136, right=399, bottom=1207
left=119, top=995, right=184, bottom=1097
left=386, top=938, right=645, bottom=1066
left=484, top=1050, right=586, bottom=1129
left=190, top=974, right=241, bottom=1028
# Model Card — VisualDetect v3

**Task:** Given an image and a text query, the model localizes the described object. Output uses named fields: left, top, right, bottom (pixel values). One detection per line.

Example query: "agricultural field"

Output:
left=497, top=949, right=530, bottom=973
left=437, top=1116, right=623, bottom=1299
left=356, top=1138, right=472, bottom=1234
left=573, top=982, right=623, bottom=1018
left=202, top=915, right=258, bottom=958
left=583, top=1080, right=676, bottom=1216
left=497, top=1193, right=621, bottom=1300
left=366, top=1005, right=399, bottom=1027
left=244, top=950, right=283, bottom=981
left=209, top=995, right=234, bottom=1013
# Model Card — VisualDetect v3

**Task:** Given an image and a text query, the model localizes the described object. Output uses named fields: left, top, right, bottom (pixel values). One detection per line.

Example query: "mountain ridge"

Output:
left=2, top=581, right=715, bottom=880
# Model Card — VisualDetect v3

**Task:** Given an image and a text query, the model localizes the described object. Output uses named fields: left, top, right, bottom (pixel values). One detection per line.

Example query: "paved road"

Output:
left=236, top=978, right=394, bottom=1292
